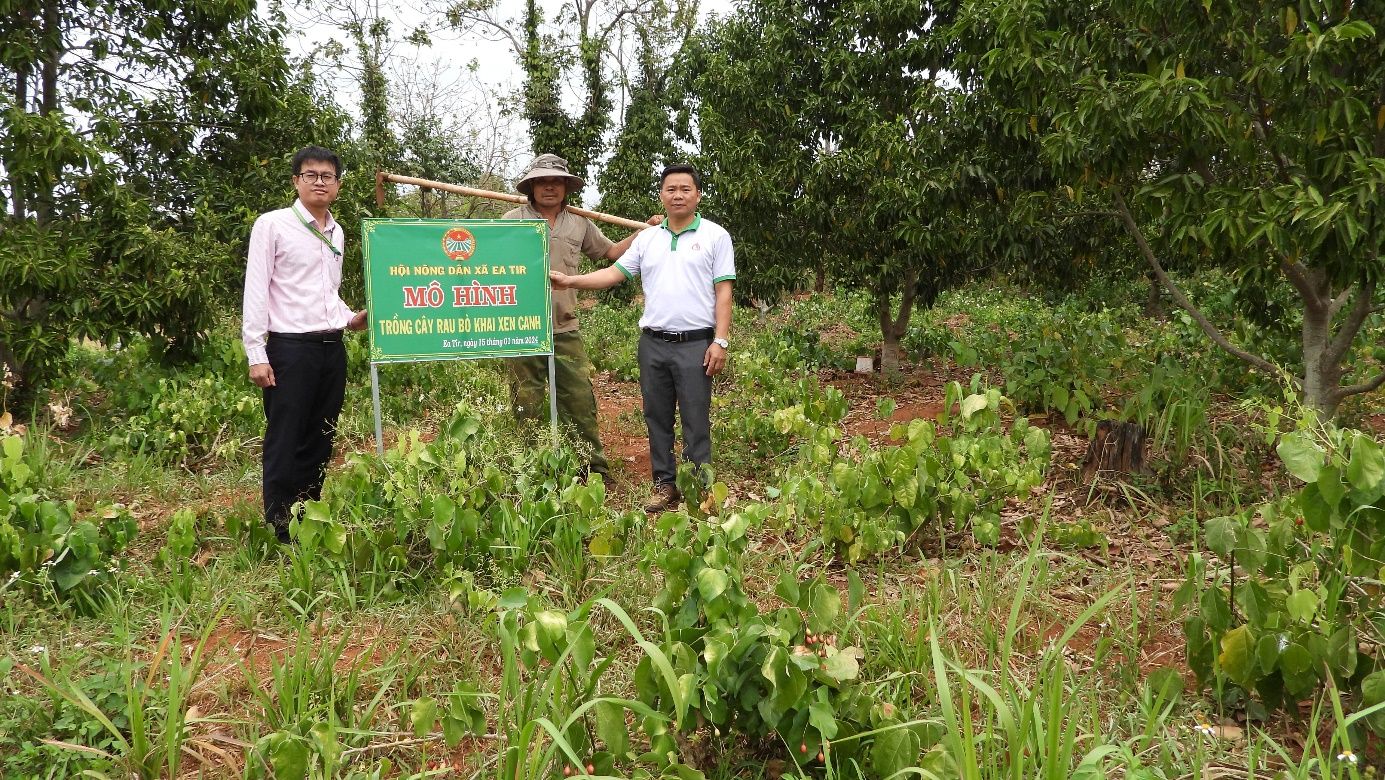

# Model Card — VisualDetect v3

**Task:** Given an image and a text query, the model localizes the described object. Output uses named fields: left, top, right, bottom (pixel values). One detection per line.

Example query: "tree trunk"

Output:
left=1144, top=271, right=1163, bottom=317
left=35, top=0, right=60, bottom=224
left=1, top=297, right=46, bottom=414
left=815, top=265, right=826, bottom=294
left=10, top=61, right=30, bottom=218
left=880, top=329, right=902, bottom=375
left=1300, top=296, right=1341, bottom=418
left=876, top=271, right=919, bottom=378
left=1080, top=420, right=1148, bottom=482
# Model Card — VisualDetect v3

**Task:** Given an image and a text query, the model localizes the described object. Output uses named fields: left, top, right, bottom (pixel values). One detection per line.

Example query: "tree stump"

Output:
left=1080, top=420, right=1148, bottom=482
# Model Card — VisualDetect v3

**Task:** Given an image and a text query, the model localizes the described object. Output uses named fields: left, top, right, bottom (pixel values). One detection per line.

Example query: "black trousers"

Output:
left=637, top=333, right=714, bottom=486
left=262, top=333, right=347, bottom=533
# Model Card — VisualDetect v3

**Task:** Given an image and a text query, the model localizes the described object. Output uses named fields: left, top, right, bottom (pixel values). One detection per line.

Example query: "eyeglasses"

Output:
left=295, top=172, right=340, bottom=184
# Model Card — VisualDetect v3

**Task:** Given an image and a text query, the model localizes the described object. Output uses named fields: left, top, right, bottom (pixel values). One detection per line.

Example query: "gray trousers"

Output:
left=637, top=333, right=714, bottom=485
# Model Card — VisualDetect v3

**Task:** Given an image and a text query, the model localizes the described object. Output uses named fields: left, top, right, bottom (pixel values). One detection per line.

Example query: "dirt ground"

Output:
left=592, top=358, right=1195, bottom=687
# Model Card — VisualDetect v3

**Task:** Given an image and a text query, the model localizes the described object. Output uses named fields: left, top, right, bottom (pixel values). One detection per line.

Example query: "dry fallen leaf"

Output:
left=1213, top=723, right=1245, bottom=741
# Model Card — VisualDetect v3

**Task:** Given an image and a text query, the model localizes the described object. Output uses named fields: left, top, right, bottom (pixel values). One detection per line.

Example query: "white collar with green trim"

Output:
left=661, top=213, right=702, bottom=236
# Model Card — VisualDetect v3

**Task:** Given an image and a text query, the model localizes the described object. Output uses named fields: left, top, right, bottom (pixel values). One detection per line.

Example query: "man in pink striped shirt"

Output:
left=242, top=146, right=367, bottom=543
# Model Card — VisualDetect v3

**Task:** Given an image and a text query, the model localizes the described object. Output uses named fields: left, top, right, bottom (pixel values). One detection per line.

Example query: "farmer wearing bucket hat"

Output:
left=504, top=153, right=652, bottom=480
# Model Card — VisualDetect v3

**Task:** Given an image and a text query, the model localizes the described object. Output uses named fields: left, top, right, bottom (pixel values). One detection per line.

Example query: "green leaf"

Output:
left=720, top=512, right=748, bottom=542
left=809, top=582, right=841, bottom=632
left=775, top=570, right=800, bottom=605
left=1277, top=431, right=1323, bottom=483
left=847, top=569, right=865, bottom=617
left=662, top=548, right=692, bottom=574
left=959, top=393, right=988, bottom=419
left=876, top=397, right=898, bottom=420
left=595, top=701, right=629, bottom=756
left=711, top=481, right=730, bottom=506
left=893, top=474, right=919, bottom=508
left=323, top=520, right=346, bottom=555
left=1286, top=590, right=1318, bottom=623
left=433, top=494, right=456, bottom=523
left=1145, top=667, right=1184, bottom=703
left=666, top=763, right=706, bottom=780
left=589, top=534, right=615, bottom=556
left=1317, top=464, right=1346, bottom=509
left=821, top=647, right=861, bottom=681
left=1361, top=670, right=1385, bottom=733
left=1217, top=625, right=1255, bottom=687
left=1279, top=642, right=1316, bottom=693
left=534, top=610, right=569, bottom=662
left=309, top=722, right=341, bottom=772
left=50, top=559, right=91, bottom=592
left=1328, top=626, right=1357, bottom=679
left=808, top=701, right=838, bottom=740
left=1347, top=434, right=1384, bottom=492
left=270, top=733, right=309, bottom=779
left=696, top=567, right=730, bottom=603
left=1204, top=516, right=1239, bottom=556
left=410, top=697, right=437, bottom=737
left=1051, top=384, right=1070, bottom=412
left=1299, top=483, right=1334, bottom=532
left=1256, top=633, right=1282, bottom=673
left=870, top=725, right=922, bottom=778
left=570, top=623, right=596, bottom=671
left=498, top=588, right=529, bottom=609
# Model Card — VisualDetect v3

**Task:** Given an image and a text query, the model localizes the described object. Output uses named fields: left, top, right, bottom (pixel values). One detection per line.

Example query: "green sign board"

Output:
left=361, top=219, right=552, bottom=363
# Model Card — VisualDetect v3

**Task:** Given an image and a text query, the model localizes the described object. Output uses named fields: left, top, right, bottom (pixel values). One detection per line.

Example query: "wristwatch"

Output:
left=713, top=337, right=729, bottom=349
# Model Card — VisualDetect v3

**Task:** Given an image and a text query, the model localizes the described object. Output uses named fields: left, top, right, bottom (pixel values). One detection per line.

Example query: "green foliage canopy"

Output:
left=956, top=0, right=1385, bottom=415
left=0, top=0, right=349, bottom=409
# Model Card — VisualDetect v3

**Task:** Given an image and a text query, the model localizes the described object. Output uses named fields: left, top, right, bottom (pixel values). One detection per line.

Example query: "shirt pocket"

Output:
left=553, top=236, right=583, bottom=273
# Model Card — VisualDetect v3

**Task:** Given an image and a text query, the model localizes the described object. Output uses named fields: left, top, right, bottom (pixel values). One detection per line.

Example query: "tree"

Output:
left=690, top=0, right=1001, bottom=373
left=297, top=0, right=409, bottom=173
left=957, top=0, right=1385, bottom=417
left=451, top=0, right=687, bottom=187
left=0, top=0, right=348, bottom=411
left=596, top=19, right=696, bottom=223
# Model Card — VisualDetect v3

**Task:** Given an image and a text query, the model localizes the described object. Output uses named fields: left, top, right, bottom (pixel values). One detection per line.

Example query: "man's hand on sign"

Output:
left=703, top=342, right=727, bottom=376
left=347, top=310, right=368, bottom=331
left=249, top=363, right=275, bottom=389
left=549, top=270, right=573, bottom=289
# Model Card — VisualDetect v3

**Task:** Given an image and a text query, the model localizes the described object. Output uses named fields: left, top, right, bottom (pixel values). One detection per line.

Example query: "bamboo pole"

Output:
left=378, top=172, right=651, bottom=231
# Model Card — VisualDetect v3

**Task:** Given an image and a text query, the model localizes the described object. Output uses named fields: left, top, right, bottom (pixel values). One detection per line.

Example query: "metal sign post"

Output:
left=547, top=354, right=559, bottom=444
left=371, top=363, right=385, bottom=455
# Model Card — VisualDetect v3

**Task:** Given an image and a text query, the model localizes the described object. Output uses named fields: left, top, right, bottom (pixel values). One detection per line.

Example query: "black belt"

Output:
left=269, top=330, right=343, bottom=343
left=642, top=327, right=714, bottom=343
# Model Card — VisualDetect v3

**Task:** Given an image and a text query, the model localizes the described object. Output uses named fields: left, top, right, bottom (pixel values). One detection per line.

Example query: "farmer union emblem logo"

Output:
left=442, top=227, right=476, bottom=261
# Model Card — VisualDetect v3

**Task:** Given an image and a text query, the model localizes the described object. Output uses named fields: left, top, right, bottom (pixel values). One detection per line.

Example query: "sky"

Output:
left=272, top=0, right=736, bottom=191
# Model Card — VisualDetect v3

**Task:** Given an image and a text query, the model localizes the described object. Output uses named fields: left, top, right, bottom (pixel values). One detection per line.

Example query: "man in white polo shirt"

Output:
left=549, top=164, right=734, bottom=513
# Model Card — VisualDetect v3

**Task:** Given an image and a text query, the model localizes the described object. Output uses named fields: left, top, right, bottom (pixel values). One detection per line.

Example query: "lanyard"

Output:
left=294, top=207, right=342, bottom=257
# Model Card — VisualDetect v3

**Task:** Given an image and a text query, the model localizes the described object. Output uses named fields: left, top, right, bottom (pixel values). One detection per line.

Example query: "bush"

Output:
left=1180, top=420, right=1385, bottom=737
left=280, top=404, right=635, bottom=600
left=775, top=381, right=1050, bottom=559
left=0, top=432, right=136, bottom=609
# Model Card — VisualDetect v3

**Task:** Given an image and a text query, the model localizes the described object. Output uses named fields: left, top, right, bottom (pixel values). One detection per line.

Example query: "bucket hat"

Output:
left=515, top=153, right=584, bottom=197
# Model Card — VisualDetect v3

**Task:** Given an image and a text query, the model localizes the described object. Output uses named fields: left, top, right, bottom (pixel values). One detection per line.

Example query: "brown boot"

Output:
left=644, top=483, right=681, bottom=514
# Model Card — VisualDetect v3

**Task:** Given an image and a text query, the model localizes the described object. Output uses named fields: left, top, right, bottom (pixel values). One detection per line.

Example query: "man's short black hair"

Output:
left=292, top=146, right=343, bottom=177
left=660, top=163, right=702, bottom=191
